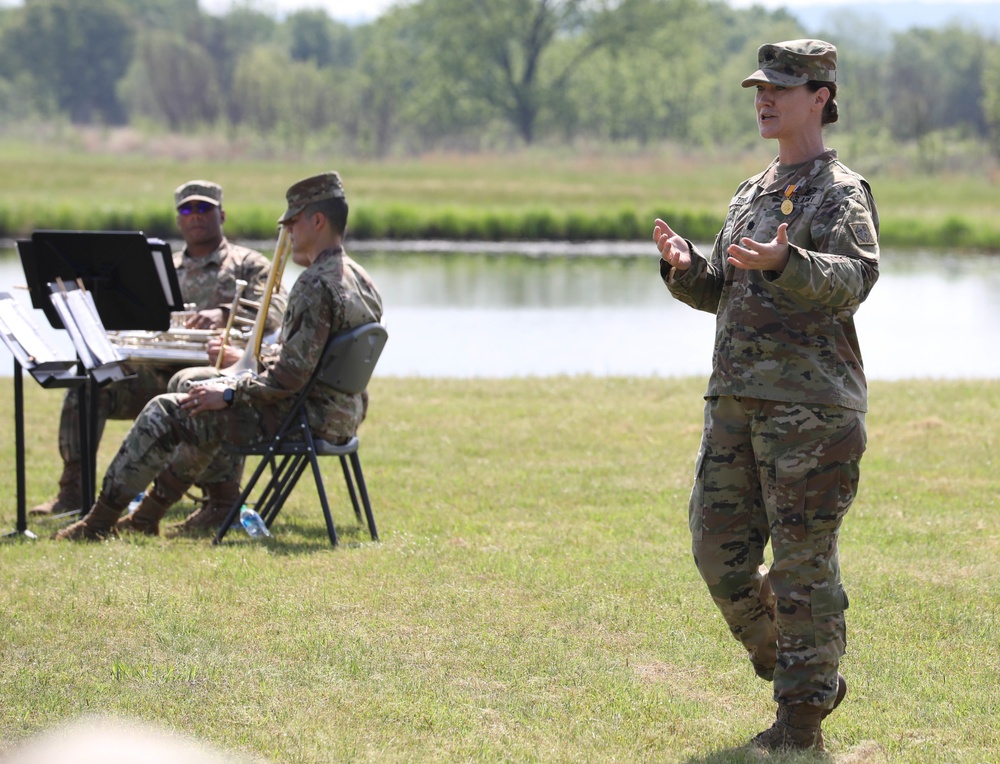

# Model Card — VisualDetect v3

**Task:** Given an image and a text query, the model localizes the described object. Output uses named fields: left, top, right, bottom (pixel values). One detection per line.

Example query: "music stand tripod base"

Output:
left=2, top=528, right=39, bottom=540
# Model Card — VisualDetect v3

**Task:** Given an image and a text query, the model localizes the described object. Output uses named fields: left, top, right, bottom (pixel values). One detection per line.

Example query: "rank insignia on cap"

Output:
left=850, top=222, right=876, bottom=246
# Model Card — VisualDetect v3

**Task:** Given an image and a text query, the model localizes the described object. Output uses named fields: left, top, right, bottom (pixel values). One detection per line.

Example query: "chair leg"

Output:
left=349, top=451, right=379, bottom=542
left=307, top=450, right=338, bottom=547
left=214, top=438, right=378, bottom=547
left=254, top=454, right=295, bottom=528
left=259, top=455, right=308, bottom=526
left=339, top=455, right=364, bottom=524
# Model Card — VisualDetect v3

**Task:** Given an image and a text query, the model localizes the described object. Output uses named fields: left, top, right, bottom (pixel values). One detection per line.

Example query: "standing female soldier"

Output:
left=653, top=40, right=878, bottom=751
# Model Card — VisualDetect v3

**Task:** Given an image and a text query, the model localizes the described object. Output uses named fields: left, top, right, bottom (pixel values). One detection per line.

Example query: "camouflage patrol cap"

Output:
left=278, top=171, right=347, bottom=224
left=174, top=179, right=223, bottom=208
left=741, top=39, right=837, bottom=88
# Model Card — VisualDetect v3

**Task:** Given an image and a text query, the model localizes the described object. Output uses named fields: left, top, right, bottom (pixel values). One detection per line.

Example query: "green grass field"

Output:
left=2, top=136, right=1000, bottom=250
left=1, top=376, right=998, bottom=763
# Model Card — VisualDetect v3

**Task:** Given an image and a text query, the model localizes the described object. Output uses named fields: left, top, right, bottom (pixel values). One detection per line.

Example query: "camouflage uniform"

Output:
left=97, top=245, right=382, bottom=507
left=661, top=148, right=879, bottom=707
left=56, top=236, right=286, bottom=484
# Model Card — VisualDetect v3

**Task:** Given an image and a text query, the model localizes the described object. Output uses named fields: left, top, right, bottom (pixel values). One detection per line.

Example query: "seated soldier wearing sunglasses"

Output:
left=33, top=180, right=288, bottom=534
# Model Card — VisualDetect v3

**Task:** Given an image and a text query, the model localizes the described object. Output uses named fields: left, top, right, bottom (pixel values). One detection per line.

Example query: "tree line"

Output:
left=2, top=0, right=1000, bottom=163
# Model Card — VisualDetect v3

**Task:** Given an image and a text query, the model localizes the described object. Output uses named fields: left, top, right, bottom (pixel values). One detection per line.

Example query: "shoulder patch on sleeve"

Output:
left=849, top=222, right=876, bottom=246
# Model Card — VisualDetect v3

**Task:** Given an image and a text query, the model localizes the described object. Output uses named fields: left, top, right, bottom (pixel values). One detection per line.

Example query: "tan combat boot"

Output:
left=166, top=479, right=242, bottom=537
left=750, top=703, right=825, bottom=752
left=117, top=470, right=191, bottom=536
left=53, top=493, right=125, bottom=541
left=30, top=461, right=82, bottom=516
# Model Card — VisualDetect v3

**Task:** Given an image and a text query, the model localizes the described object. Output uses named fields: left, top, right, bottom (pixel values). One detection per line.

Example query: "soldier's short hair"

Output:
left=302, top=197, right=348, bottom=236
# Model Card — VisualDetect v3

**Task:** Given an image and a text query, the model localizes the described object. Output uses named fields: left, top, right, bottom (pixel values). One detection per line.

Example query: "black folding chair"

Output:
left=213, top=321, right=388, bottom=547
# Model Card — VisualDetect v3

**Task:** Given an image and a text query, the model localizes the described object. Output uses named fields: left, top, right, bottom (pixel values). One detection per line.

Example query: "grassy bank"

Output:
left=1, top=376, right=998, bottom=763
left=1, top=139, right=999, bottom=251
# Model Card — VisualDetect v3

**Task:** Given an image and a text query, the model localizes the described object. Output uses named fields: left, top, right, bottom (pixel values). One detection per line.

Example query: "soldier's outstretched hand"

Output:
left=727, top=222, right=791, bottom=272
left=653, top=218, right=692, bottom=271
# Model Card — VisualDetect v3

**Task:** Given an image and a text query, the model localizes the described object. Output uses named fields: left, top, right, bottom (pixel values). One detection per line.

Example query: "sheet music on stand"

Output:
left=48, top=279, right=128, bottom=384
left=147, top=238, right=178, bottom=310
left=0, top=291, right=77, bottom=385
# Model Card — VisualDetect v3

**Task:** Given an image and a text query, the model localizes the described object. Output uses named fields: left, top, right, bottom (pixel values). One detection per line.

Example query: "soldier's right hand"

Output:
left=653, top=218, right=691, bottom=271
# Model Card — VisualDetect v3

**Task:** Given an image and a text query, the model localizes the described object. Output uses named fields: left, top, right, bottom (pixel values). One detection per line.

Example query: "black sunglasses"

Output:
left=178, top=201, right=216, bottom=215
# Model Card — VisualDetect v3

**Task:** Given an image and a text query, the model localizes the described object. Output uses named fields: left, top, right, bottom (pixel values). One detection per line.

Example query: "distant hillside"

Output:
left=787, top=1, right=1000, bottom=34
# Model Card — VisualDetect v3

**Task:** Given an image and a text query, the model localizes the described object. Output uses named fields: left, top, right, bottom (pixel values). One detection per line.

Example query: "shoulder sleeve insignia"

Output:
left=849, top=222, right=876, bottom=246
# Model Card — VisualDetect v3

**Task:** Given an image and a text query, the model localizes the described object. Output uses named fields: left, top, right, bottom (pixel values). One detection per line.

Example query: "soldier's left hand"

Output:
left=179, top=384, right=227, bottom=415
left=186, top=308, right=226, bottom=330
left=727, top=222, right=791, bottom=272
left=206, top=336, right=242, bottom=367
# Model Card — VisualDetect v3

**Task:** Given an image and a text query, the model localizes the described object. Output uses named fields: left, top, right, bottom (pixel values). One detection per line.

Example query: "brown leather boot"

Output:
left=53, top=493, right=126, bottom=541
left=750, top=703, right=825, bottom=752
left=166, top=479, right=242, bottom=537
left=117, top=470, right=191, bottom=536
left=30, top=461, right=82, bottom=515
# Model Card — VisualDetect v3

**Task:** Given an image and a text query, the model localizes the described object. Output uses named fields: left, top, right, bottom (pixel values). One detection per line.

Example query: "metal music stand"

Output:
left=0, top=292, right=78, bottom=539
left=14, top=231, right=185, bottom=515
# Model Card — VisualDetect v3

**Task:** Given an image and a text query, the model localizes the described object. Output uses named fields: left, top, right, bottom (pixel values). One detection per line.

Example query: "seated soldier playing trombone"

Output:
left=56, top=171, right=384, bottom=542
left=114, top=315, right=275, bottom=536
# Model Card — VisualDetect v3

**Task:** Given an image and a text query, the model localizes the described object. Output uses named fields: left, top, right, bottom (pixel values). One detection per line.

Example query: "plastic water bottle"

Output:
left=126, top=492, right=144, bottom=514
left=239, top=505, right=271, bottom=539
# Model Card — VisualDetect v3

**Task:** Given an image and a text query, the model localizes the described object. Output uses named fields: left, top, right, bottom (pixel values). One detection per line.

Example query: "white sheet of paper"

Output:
left=0, top=296, right=62, bottom=364
left=51, top=292, right=97, bottom=368
left=150, top=249, right=177, bottom=307
left=72, top=289, right=124, bottom=364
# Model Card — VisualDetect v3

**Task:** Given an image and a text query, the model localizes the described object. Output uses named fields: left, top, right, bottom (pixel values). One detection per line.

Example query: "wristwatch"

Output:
left=223, top=387, right=235, bottom=407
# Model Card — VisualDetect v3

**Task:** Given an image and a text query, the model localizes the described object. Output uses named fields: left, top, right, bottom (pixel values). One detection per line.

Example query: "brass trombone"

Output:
left=214, top=279, right=248, bottom=370
left=216, top=226, right=292, bottom=376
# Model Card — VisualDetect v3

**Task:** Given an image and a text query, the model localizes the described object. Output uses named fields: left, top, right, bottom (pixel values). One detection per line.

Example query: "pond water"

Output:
left=2, top=242, right=998, bottom=380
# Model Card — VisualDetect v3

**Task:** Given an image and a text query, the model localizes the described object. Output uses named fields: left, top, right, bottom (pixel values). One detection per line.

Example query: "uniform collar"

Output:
left=758, top=148, right=838, bottom=192
left=181, top=237, right=230, bottom=268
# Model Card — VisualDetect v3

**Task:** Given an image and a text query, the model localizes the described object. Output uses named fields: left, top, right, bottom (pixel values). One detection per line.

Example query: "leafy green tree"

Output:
left=982, top=40, right=1000, bottom=159
left=412, top=0, right=652, bottom=145
left=124, top=0, right=199, bottom=33
left=345, top=7, right=427, bottom=156
left=118, top=30, right=222, bottom=129
left=287, top=9, right=356, bottom=69
left=0, top=0, right=135, bottom=124
left=196, top=6, right=280, bottom=98
left=887, top=25, right=988, bottom=142
left=228, top=45, right=336, bottom=148
left=815, top=15, right=891, bottom=136
left=558, top=0, right=799, bottom=148
left=0, top=70, right=58, bottom=123
left=229, top=46, right=289, bottom=134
